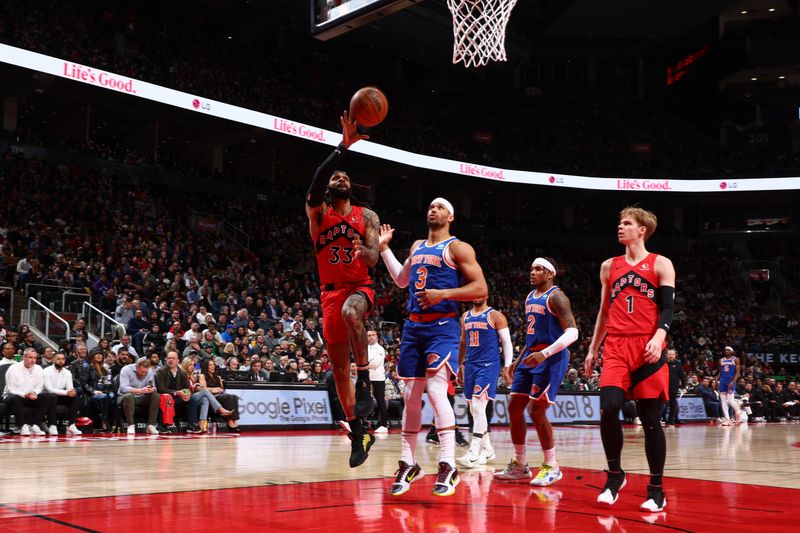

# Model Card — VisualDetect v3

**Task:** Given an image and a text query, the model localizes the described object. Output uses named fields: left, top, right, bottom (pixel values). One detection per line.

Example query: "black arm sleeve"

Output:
left=656, top=286, right=675, bottom=333
left=306, top=144, right=346, bottom=207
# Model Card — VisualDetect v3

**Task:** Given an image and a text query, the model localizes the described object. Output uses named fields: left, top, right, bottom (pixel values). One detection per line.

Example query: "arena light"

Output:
left=1, top=43, right=799, bottom=193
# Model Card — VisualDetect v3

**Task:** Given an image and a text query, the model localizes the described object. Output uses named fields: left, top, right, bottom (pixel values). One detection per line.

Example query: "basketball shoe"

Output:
left=493, top=459, right=532, bottom=480
left=431, top=462, right=460, bottom=497
left=389, top=461, right=424, bottom=496
left=348, top=431, right=375, bottom=468
left=597, top=470, right=626, bottom=505
left=530, top=464, right=563, bottom=486
left=640, top=484, right=667, bottom=512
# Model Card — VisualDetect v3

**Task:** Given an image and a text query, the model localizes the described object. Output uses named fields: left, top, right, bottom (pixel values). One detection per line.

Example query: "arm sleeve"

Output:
left=541, top=327, right=580, bottom=358
left=657, top=286, right=675, bottom=333
left=498, top=328, right=513, bottom=367
left=306, top=145, right=346, bottom=207
left=380, top=248, right=411, bottom=288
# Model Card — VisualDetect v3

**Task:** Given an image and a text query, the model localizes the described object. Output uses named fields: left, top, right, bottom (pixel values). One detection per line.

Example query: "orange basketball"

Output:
left=349, top=86, right=388, bottom=127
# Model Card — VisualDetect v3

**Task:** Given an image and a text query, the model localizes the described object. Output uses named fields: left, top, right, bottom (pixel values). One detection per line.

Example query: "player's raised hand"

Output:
left=379, top=224, right=395, bottom=252
left=340, top=110, right=369, bottom=148
left=583, top=349, right=598, bottom=378
left=415, top=288, right=446, bottom=309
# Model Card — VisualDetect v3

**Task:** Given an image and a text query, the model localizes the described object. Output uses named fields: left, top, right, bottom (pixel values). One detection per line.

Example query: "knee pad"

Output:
left=600, top=387, right=626, bottom=417
left=402, top=379, right=424, bottom=433
left=427, top=367, right=455, bottom=429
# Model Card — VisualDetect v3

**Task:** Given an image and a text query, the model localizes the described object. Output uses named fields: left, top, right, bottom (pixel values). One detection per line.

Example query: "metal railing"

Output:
left=25, top=283, right=87, bottom=312
left=82, top=301, right=126, bottom=342
left=27, top=297, right=71, bottom=344
left=63, top=291, right=92, bottom=314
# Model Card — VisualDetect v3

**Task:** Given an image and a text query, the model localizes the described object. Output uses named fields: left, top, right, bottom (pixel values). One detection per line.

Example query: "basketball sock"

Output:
left=481, top=432, right=492, bottom=449
left=439, top=429, right=456, bottom=467
left=543, top=447, right=557, bottom=467
left=401, top=431, right=417, bottom=465
left=720, top=392, right=730, bottom=420
left=357, top=368, right=370, bottom=382
left=349, top=417, right=363, bottom=436
left=638, top=399, right=667, bottom=483
left=600, top=387, right=626, bottom=473
left=514, top=444, right=526, bottom=464
left=469, top=433, right=483, bottom=455
left=650, top=473, right=663, bottom=487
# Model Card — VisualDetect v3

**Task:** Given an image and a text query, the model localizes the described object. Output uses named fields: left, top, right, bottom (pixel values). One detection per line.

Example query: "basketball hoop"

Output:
left=447, top=0, right=518, bottom=68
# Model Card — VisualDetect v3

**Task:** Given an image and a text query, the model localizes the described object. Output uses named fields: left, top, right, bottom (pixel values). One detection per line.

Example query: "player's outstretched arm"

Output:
left=415, top=241, right=487, bottom=307
left=353, top=208, right=380, bottom=267
left=584, top=258, right=612, bottom=376
left=379, top=225, right=418, bottom=288
left=305, top=111, right=368, bottom=228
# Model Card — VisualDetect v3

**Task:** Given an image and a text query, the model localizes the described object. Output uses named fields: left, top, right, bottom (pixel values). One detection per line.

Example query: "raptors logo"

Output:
left=427, top=353, right=439, bottom=366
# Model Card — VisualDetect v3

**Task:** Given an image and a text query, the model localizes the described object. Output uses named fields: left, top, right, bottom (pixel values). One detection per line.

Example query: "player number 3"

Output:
left=329, top=246, right=354, bottom=265
left=414, top=266, right=428, bottom=290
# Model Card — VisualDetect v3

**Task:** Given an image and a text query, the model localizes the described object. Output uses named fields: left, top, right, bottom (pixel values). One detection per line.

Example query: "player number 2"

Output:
left=527, top=315, right=536, bottom=335
left=414, top=267, right=428, bottom=290
left=329, top=246, right=354, bottom=265
left=469, top=330, right=480, bottom=347
left=625, top=295, right=634, bottom=313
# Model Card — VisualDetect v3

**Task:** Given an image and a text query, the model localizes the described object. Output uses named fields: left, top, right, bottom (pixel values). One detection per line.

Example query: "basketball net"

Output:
left=447, top=0, right=518, bottom=68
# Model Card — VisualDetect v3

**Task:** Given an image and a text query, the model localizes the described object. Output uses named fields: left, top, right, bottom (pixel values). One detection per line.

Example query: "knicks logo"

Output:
left=473, top=385, right=482, bottom=394
left=427, top=353, right=439, bottom=366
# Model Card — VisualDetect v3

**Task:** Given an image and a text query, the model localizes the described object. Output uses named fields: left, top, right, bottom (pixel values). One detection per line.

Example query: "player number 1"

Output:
left=469, top=330, right=480, bottom=347
left=625, top=295, right=634, bottom=313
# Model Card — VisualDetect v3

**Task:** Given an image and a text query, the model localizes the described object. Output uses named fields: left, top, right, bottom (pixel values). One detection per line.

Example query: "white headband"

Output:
left=430, top=197, right=454, bottom=216
left=724, top=346, right=734, bottom=352
left=532, top=257, right=556, bottom=275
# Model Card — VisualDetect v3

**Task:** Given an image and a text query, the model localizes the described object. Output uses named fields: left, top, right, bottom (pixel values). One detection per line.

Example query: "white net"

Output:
left=447, top=0, right=518, bottom=68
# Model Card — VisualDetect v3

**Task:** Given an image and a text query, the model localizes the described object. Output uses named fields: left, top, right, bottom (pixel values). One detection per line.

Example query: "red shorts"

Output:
left=320, top=284, right=375, bottom=345
left=600, top=335, right=669, bottom=401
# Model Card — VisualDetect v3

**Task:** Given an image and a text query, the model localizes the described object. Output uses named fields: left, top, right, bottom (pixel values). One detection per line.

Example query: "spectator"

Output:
left=3, top=348, right=55, bottom=435
left=42, top=351, right=82, bottom=435
left=198, top=359, right=240, bottom=432
left=179, top=357, right=234, bottom=433
left=111, top=348, right=131, bottom=377
left=385, top=365, right=405, bottom=421
left=143, top=324, right=166, bottom=355
left=665, top=349, right=686, bottom=426
left=248, top=360, right=269, bottom=382
left=695, top=377, right=721, bottom=419
left=117, top=357, right=162, bottom=435
left=367, top=329, right=388, bottom=433
left=81, top=348, right=114, bottom=431
left=155, top=351, right=201, bottom=431
left=0, top=342, right=16, bottom=366
left=40, top=346, right=56, bottom=368
left=16, top=253, right=33, bottom=291
left=112, top=335, right=139, bottom=358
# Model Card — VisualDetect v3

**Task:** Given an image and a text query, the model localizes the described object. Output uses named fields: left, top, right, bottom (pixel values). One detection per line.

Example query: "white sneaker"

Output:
left=374, top=426, right=388, bottom=434
left=19, top=424, right=32, bottom=436
left=633, top=417, right=642, bottom=425
left=146, top=424, right=160, bottom=435
left=48, top=425, right=58, bottom=436
left=338, top=420, right=351, bottom=433
left=530, top=464, right=563, bottom=486
left=720, top=419, right=732, bottom=426
left=640, top=485, right=667, bottom=512
left=494, top=458, right=532, bottom=480
left=478, top=447, right=496, bottom=464
left=127, top=425, right=136, bottom=435
left=67, top=424, right=82, bottom=435
left=31, top=425, right=46, bottom=436
left=457, top=452, right=482, bottom=469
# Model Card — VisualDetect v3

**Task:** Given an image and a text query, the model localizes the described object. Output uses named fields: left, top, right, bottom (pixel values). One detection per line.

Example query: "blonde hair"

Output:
left=180, top=357, right=194, bottom=374
left=619, top=206, right=658, bottom=242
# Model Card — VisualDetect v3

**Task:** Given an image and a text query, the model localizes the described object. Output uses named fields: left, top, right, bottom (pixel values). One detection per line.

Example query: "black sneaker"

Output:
left=354, top=378, right=373, bottom=418
left=186, top=424, right=202, bottom=434
left=389, top=460, right=424, bottom=496
left=349, top=431, right=376, bottom=468
left=431, top=462, right=460, bottom=497
left=596, top=470, right=627, bottom=505
left=426, top=428, right=439, bottom=444
left=640, top=484, right=667, bottom=512
left=455, top=430, right=469, bottom=447
left=157, top=424, right=171, bottom=435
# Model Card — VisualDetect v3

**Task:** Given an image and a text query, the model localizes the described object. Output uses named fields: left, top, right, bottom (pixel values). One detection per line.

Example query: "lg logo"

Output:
left=192, top=98, right=211, bottom=111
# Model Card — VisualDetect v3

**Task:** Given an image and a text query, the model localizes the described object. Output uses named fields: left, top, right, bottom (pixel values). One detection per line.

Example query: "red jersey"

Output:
left=606, top=253, right=660, bottom=336
left=313, top=205, right=371, bottom=286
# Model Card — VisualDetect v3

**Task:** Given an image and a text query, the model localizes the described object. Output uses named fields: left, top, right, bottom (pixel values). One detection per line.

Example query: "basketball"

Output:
left=349, top=86, right=389, bottom=127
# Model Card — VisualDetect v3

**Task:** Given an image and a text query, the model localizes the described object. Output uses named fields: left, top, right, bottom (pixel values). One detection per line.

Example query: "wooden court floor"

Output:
left=0, top=422, right=798, bottom=532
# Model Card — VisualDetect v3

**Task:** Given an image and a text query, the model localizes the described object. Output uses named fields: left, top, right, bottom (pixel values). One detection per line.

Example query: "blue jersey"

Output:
left=719, top=356, right=736, bottom=383
left=523, top=286, right=567, bottom=362
left=463, top=308, right=500, bottom=366
left=407, top=237, right=463, bottom=316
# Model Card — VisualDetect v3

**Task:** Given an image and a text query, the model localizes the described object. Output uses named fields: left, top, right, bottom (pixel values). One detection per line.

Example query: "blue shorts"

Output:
left=463, top=360, right=500, bottom=401
left=719, top=381, right=734, bottom=393
left=398, top=317, right=460, bottom=379
left=510, top=353, right=569, bottom=403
